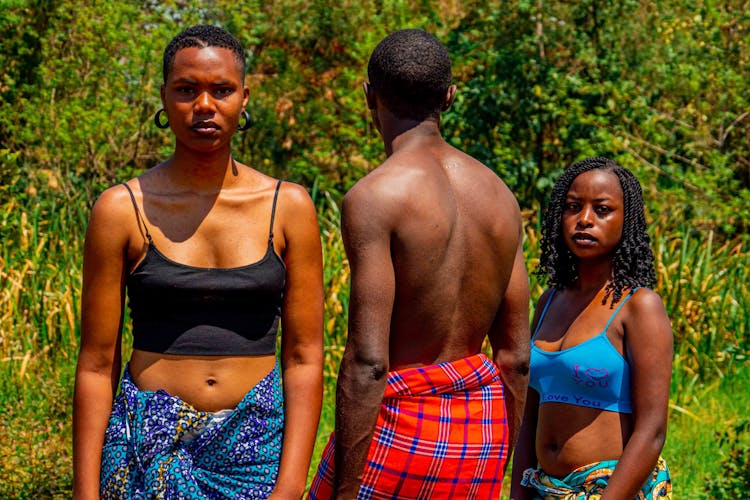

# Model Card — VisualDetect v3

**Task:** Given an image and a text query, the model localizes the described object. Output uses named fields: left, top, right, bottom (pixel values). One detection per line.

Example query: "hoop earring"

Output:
left=154, top=109, right=169, bottom=129
left=237, top=110, right=252, bottom=131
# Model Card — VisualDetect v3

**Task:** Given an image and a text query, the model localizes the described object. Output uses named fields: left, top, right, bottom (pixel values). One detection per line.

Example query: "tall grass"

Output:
left=0, top=192, right=88, bottom=498
left=652, top=225, right=750, bottom=403
left=1, top=193, right=748, bottom=498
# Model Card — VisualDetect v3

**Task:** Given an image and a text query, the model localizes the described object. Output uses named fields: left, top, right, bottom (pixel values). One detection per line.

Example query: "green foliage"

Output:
left=3, top=1, right=748, bottom=235
left=0, top=148, right=21, bottom=204
left=704, top=419, right=750, bottom=498
left=1, top=0, right=750, bottom=497
left=664, top=365, right=750, bottom=496
left=443, top=1, right=750, bottom=235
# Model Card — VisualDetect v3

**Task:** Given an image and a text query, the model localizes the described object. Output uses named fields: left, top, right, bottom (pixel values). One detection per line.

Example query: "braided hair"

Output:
left=538, top=157, right=656, bottom=306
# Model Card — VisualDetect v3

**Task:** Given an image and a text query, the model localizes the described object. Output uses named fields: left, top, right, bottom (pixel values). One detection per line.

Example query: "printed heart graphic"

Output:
left=585, top=367, right=609, bottom=380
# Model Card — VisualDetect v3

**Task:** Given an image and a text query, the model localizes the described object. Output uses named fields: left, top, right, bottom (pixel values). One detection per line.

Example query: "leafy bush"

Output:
left=704, top=419, right=750, bottom=499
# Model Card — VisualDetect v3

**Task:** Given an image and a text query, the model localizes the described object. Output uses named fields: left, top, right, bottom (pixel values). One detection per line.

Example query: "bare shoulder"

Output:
left=84, top=183, right=143, bottom=262
left=465, top=153, right=521, bottom=211
left=89, top=184, right=138, bottom=233
left=623, top=287, right=673, bottom=344
left=535, top=288, right=556, bottom=310
left=274, top=180, right=319, bottom=246
left=530, top=288, right=556, bottom=329
left=342, top=166, right=409, bottom=221
left=277, top=179, right=315, bottom=213
left=625, top=287, right=669, bottom=318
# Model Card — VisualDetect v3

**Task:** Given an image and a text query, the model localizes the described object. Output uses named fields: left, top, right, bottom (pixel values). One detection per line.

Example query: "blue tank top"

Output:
left=123, top=181, right=286, bottom=356
left=529, top=289, right=636, bottom=413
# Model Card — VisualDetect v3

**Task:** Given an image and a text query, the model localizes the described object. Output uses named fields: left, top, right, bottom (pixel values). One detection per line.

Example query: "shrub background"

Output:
left=1, top=1, right=748, bottom=497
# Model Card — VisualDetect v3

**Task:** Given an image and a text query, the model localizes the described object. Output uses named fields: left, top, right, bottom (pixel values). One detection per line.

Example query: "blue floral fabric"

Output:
left=100, top=365, right=283, bottom=499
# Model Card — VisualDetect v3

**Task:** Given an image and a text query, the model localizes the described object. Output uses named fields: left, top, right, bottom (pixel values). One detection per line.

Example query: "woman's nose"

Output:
left=195, top=91, right=214, bottom=112
left=577, top=207, right=594, bottom=227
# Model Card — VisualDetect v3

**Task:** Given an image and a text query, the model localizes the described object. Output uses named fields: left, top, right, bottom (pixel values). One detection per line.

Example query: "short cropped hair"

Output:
left=162, top=25, right=245, bottom=83
left=367, top=29, right=452, bottom=121
left=538, top=157, right=657, bottom=306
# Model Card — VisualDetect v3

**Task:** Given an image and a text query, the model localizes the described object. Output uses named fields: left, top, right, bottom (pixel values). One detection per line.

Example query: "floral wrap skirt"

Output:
left=521, top=456, right=672, bottom=499
left=100, top=365, right=283, bottom=499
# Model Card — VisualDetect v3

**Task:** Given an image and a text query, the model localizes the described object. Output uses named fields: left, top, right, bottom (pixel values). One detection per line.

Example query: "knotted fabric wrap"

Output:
left=100, top=365, right=283, bottom=499
left=308, top=353, right=509, bottom=499
left=521, top=456, right=672, bottom=499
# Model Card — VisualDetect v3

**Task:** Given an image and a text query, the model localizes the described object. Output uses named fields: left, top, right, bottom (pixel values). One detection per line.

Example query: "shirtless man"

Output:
left=308, top=29, right=530, bottom=499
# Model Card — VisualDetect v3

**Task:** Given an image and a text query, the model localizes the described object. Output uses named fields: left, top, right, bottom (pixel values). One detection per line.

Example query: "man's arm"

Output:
left=333, top=186, right=395, bottom=499
left=488, top=236, right=530, bottom=453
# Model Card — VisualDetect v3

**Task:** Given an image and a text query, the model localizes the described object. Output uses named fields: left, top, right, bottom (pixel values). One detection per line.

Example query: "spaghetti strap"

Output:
left=532, top=289, right=557, bottom=339
left=121, top=183, right=152, bottom=243
left=268, top=179, right=283, bottom=241
left=603, top=287, right=640, bottom=332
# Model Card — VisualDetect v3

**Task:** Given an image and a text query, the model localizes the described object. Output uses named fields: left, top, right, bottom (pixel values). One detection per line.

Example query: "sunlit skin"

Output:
left=562, top=170, right=624, bottom=264
left=161, top=46, right=249, bottom=155
left=73, top=45, right=323, bottom=500
left=510, top=168, right=673, bottom=500
left=331, top=79, right=530, bottom=497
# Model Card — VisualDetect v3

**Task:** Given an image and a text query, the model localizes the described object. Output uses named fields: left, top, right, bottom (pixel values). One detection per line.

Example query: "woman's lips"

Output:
left=572, top=233, right=597, bottom=246
left=191, top=122, right=219, bottom=135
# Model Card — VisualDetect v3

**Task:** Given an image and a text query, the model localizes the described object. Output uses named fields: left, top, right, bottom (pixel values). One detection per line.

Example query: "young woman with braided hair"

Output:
left=510, top=157, right=673, bottom=499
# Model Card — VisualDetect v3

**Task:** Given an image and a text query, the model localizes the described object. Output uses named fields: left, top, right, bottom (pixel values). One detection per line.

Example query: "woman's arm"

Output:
left=509, top=289, right=550, bottom=500
left=73, top=187, right=132, bottom=500
left=510, top=388, right=540, bottom=500
left=271, top=183, right=324, bottom=499
left=600, top=288, right=673, bottom=499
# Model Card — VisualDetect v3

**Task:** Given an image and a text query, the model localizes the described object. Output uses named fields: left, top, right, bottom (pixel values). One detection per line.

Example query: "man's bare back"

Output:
left=323, top=29, right=530, bottom=499
left=344, top=136, right=522, bottom=369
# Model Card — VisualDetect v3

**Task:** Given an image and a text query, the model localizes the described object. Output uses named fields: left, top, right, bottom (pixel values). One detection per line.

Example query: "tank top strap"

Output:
left=603, top=287, right=641, bottom=332
left=268, top=179, right=283, bottom=242
left=532, top=289, right=557, bottom=339
left=121, top=183, right=152, bottom=243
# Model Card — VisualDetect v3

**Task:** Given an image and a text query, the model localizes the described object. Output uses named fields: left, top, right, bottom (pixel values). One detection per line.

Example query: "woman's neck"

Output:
left=166, top=144, right=238, bottom=193
left=574, top=256, right=614, bottom=293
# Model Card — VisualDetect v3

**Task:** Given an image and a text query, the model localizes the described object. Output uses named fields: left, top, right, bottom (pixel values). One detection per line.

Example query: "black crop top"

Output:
left=123, top=181, right=286, bottom=356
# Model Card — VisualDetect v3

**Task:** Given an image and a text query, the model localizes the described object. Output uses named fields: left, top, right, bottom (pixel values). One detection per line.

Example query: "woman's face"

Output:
left=161, top=46, right=249, bottom=153
left=561, top=169, right=624, bottom=261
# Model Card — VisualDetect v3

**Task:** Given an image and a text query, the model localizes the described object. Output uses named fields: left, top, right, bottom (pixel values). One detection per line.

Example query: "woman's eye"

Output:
left=177, top=87, right=194, bottom=94
left=596, top=206, right=612, bottom=214
left=564, top=203, right=580, bottom=211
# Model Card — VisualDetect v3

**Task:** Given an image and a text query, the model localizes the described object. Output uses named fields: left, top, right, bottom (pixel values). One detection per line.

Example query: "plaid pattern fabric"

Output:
left=308, top=353, right=508, bottom=499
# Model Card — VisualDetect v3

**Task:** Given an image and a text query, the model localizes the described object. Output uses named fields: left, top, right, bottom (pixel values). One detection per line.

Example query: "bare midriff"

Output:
left=536, top=402, right=633, bottom=477
left=129, top=350, right=277, bottom=412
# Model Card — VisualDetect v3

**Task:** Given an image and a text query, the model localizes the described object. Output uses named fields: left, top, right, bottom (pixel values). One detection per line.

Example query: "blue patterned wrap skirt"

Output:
left=100, top=365, right=283, bottom=499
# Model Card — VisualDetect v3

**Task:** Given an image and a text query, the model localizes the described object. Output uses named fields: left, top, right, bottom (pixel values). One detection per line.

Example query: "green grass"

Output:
left=664, top=363, right=750, bottom=499
left=1, top=194, right=748, bottom=498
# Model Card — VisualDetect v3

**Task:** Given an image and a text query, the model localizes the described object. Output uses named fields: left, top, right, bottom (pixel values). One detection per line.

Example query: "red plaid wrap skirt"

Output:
left=308, top=353, right=508, bottom=499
